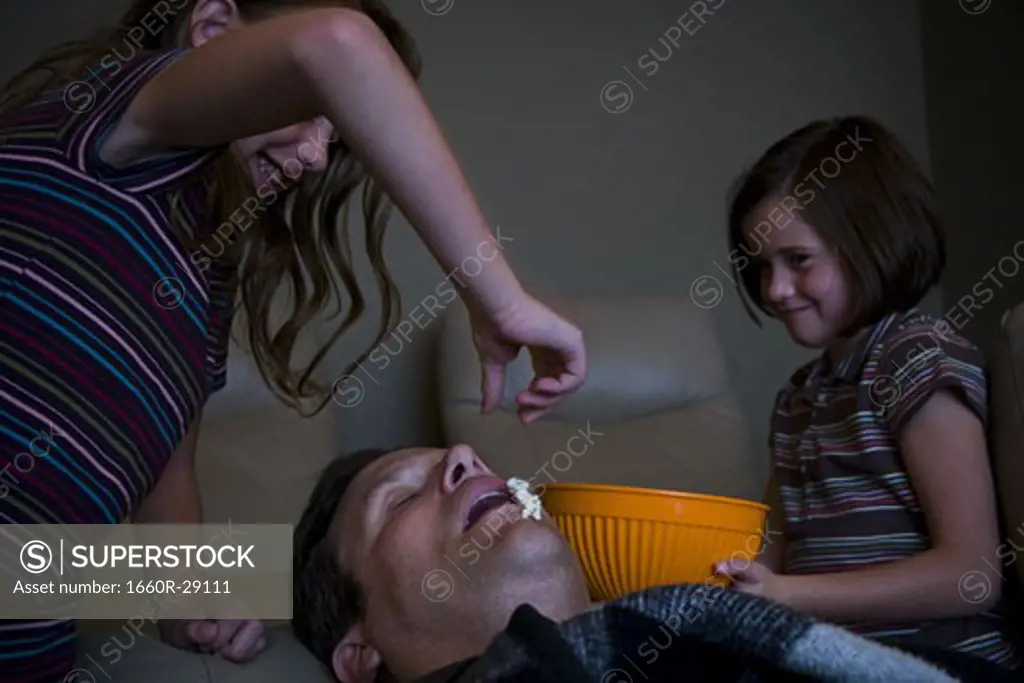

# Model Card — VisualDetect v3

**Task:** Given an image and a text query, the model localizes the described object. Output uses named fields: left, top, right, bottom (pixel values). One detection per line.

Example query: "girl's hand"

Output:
left=468, top=294, right=587, bottom=424
left=715, top=559, right=790, bottom=605
left=159, top=618, right=267, bottom=662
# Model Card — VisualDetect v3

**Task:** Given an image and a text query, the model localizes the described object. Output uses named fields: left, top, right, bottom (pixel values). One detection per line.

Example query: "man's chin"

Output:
left=503, top=518, right=574, bottom=567
left=451, top=510, right=567, bottom=569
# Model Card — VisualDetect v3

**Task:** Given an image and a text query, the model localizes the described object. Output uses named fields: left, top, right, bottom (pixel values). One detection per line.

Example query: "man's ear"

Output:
left=188, top=0, right=244, bottom=48
left=331, top=624, right=383, bottom=683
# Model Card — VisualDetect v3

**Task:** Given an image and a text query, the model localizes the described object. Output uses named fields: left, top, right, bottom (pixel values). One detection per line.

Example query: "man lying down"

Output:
left=291, top=445, right=1016, bottom=683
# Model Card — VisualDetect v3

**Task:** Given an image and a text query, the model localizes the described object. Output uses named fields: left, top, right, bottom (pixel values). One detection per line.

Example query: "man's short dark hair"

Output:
left=292, top=447, right=393, bottom=666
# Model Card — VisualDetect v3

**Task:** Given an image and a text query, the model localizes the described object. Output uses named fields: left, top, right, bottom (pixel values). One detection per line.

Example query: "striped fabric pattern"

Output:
left=771, top=307, right=1020, bottom=669
left=0, top=49, right=230, bottom=682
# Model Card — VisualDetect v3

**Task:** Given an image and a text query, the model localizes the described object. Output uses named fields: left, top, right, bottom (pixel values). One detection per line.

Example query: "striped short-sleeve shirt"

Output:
left=1, top=48, right=234, bottom=523
left=1, top=47, right=235, bottom=681
left=771, top=307, right=1019, bottom=668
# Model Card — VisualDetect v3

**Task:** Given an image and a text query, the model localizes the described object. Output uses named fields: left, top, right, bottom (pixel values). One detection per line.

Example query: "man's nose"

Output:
left=442, top=444, right=489, bottom=493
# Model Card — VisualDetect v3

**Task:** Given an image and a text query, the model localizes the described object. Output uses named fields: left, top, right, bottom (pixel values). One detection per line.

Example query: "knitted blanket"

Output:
left=427, top=583, right=1012, bottom=682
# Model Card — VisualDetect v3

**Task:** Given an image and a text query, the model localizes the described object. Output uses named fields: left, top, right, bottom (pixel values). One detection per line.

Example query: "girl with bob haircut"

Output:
left=714, top=115, right=1019, bottom=671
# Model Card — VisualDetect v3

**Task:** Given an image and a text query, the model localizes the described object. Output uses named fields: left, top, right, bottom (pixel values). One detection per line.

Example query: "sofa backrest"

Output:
left=436, top=294, right=762, bottom=501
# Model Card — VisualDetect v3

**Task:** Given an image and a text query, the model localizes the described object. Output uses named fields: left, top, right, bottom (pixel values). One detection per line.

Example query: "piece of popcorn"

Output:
left=507, top=477, right=542, bottom=520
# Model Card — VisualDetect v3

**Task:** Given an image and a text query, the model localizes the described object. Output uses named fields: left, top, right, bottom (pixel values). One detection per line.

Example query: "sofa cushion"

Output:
left=442, top=394, right=757, bottom=500
left=439, top=294, right=740, bottom=421
left=437, top=294, right=762, bottom=501
left=194, top=402, right=338, bottom=527
left=72, top=624, right=334, bottom=683
left=68, top=403, right=343, bottom=680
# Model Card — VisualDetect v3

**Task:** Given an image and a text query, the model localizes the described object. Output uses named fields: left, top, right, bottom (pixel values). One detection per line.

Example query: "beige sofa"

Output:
left=74, top=405, right=341, bottom=682
left=437, top=294, right=762, bottom=500
left=72, top=297, right=1024, bottom=682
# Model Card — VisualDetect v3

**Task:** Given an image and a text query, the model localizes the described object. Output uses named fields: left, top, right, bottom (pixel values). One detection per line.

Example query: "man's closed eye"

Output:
left=389, top=492, right=417, bottom=516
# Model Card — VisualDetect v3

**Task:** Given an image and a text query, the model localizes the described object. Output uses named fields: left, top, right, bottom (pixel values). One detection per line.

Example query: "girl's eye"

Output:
left=787, top=253, right=809, bottom=268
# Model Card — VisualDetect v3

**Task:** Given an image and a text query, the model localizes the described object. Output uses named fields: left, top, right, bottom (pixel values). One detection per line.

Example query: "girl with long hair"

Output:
left=0, top=1, right=586, bottom=679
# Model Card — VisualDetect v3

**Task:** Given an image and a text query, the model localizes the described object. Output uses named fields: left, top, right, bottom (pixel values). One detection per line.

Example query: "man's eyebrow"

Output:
left=377, top=468, right=408, bottom=489
left=366, top=466, right=415, bottom=505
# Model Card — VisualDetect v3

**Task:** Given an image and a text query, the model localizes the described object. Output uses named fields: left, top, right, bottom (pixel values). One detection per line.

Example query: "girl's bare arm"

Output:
left=133, top=417, right=202, bottom=525
left=103, top=7, right=523, bottom=318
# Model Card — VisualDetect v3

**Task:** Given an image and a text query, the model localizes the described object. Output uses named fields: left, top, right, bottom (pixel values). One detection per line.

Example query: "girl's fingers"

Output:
left=480, top=362, right=507, bottom=414
left=187, top=620, right=219, bottom=646
left=515, top=394, right=561, bottom=424
left=219, top=620, right=265, bottom=662
left=213, top=620, right=243, bottom=651
left=516, top=391, right=560, bottom=408
left=715, top=561, right=744, bottom=577
left=530, top=375, right=566, bottom=394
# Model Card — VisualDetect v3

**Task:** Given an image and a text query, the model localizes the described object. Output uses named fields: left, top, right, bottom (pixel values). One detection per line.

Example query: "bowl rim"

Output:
left=540, top=482, right=770, bottom=511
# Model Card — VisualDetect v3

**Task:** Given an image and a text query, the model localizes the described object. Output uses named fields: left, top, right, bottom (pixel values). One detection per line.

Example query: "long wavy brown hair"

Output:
left=0, top=0, right=421, bottom=415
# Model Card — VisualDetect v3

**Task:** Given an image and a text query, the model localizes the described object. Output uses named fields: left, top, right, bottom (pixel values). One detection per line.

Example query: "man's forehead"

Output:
left=349, top=447, right=439, bottom=501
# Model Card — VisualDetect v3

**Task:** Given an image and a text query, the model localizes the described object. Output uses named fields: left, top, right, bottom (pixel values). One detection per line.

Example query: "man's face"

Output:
left=331, top=444, right=589, bottom=681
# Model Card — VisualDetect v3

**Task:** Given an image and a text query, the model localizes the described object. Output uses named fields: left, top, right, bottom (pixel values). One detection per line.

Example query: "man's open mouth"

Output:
left=462, top=487, right=515, bottom=532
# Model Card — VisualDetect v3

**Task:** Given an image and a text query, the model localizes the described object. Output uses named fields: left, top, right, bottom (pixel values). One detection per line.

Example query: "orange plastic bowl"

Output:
left=540, top=482, right=770, bottom=602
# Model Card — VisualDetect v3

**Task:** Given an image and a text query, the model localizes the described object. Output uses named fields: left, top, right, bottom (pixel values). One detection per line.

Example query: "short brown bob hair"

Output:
left=725, top=115, right=946, bottom=337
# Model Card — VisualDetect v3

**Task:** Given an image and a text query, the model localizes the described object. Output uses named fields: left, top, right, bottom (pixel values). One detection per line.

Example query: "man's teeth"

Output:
left=467, top=492, right=509, bottom=529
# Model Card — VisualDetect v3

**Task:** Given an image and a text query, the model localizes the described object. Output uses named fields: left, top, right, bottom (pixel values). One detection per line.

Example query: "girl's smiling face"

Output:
left=743, top=194, right=854, bottom=348
left=186, top=0, right=338, bottom=191
left=229, top=117, right=335, bottom=190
